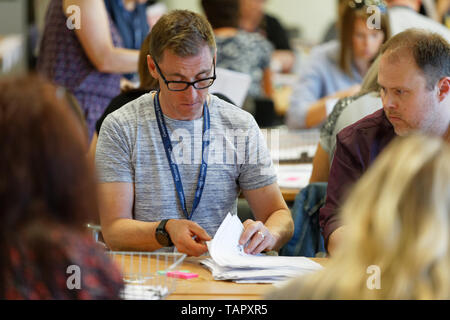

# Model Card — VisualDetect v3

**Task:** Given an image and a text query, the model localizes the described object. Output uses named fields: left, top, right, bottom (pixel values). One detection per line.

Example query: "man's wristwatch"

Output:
left=155, top=219, right=173, bottom=247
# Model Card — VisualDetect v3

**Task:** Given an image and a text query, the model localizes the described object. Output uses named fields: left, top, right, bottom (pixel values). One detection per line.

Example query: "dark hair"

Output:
left=149, top=10, right=216, bottom=63
left=0, top=75, right=99, bottom=297
left=137, top=32, right=159, bottom=91
left=380, top=29, right=450, bottom=89
left=202, top=0, right=239, bottom=29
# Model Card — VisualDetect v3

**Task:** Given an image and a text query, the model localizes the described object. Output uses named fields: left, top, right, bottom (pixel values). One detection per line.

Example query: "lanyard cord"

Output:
left=153, top=92, right=210, bottom=220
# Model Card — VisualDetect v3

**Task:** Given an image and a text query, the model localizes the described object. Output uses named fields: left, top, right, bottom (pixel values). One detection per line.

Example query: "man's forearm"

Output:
left=264, top=209, right=294, bottom=251
left=102, top=218, right=162, bottom=252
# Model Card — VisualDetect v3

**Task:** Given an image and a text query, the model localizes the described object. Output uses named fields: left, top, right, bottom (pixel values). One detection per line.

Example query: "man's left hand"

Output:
left=239, top=219, right=276, bottom=255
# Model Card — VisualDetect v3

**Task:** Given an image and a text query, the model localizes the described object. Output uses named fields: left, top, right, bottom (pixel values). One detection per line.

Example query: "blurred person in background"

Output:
left=37, top=0, right=142, bottom=140
left=202, top=0, right=274, bottom=100
left=287, top=0, right=389, bottom=129
left=88, top=31, right=159, bottom=161
left=239, top=0, right=296, bottom=73
left=105, top=0, right=149, bottom=81
left=321, top=29, right=450, bottom=256
left=310, top=0, right=450, bottom=183
left=0, top=75, right=123, bottom=299
left=386, top=0, right=450, bottom=39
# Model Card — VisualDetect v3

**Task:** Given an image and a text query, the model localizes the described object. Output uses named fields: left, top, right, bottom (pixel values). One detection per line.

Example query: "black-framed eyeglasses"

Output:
left=153, top=58, right=216, bottom=91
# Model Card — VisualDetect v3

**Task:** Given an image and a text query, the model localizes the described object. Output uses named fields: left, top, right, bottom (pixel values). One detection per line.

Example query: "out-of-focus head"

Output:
left=202, top=0, right=239, bottom=29
left=239, top=0, right=266, bottom=20
left=0, top=74, right=98, bottom=235
left=378, top=29, right=450, bottom=136
left=339, top=0, right=390, bottom=76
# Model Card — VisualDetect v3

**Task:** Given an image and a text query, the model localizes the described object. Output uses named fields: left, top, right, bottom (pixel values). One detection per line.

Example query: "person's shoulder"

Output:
left=337, top=109, right=390, bottom=143
left=106, top=91, right=154, bottom=124
left=339, top=92, right=381, bottom=115
left=104, top=89, right=148, bottom=117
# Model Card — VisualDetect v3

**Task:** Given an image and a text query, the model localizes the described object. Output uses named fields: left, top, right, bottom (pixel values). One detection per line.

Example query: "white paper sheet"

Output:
left=203, top=213, right=323, bottom=283
left=209, top=68, right=251, bottom=108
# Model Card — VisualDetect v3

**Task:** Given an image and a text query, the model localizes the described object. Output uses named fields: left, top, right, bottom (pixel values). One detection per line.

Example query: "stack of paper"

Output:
left=202, top=213, right=323, bottom=283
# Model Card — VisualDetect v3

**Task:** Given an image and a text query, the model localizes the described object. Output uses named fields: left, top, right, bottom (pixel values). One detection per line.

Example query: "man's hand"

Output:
left=165, top=219, right=212, bottom=257
left=327, top=226, right=346, bottom=256
left=239, top=219, right=277, bottom=255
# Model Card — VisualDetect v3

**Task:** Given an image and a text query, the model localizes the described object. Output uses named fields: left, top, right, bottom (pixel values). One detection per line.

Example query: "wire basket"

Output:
left=108, top=251, right=187, bottom=300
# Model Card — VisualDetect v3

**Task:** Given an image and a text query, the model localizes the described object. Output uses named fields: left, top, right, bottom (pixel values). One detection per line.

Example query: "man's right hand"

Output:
left=165, top=219, right=212, bottom=257
left=327, top=226, right=346, bottom=256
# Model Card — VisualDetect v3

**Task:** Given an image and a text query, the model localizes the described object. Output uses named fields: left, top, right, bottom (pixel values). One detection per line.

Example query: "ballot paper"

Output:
left=202, top=213, right=323, bottom=283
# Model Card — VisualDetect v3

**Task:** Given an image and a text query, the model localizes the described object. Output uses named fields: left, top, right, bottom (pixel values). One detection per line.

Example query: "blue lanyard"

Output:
left=153, top=92, right=210, bottom=220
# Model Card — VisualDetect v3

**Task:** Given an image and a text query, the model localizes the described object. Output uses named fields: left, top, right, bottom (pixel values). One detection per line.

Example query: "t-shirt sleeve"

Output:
left=95, top=113, right=134, bottom=183
left=238, top=117, right=277, bottom=190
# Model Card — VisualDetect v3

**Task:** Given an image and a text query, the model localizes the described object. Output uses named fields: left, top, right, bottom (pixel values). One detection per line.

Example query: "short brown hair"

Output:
left=149, top=10, right=216, bottom=63
left=202, top=0, right=239, bottom=29
left=380, top=29, right=450, bottom=89
left=339, top=0, right=390, bottom=77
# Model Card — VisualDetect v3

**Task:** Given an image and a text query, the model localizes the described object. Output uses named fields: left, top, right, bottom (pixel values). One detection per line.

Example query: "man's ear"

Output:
left=437, top=77, right=450, bottom=102
left=147, top=55, right=158, bottom=78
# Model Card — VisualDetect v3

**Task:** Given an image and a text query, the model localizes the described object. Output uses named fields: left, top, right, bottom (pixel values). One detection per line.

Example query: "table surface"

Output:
left=110, top=253, right=327, bottom=300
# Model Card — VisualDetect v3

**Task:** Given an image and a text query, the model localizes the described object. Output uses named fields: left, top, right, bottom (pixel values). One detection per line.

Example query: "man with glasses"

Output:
left=95, top=10, right=293, bottom=257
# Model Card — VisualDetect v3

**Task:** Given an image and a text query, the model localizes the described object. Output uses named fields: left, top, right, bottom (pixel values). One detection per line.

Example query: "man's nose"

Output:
left=183, top=84, right=198, bottom=101
left=382, top=91, right=396, bottom=109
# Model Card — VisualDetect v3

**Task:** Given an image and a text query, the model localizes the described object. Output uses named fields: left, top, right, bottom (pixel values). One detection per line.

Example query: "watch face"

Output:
left=156, top=230, right=171, bottom=247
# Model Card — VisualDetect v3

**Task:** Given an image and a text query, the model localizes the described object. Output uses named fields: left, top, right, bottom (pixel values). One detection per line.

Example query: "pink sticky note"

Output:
left=167, top=271, right=198, bottom=279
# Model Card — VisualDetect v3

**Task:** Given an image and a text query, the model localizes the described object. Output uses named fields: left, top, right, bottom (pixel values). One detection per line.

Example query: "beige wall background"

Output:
left=165, top=0, right=337, bottom=45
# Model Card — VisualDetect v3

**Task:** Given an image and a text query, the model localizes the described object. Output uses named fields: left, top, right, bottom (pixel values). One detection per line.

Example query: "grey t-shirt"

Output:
left=95, top=92, right=276, bottom=239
